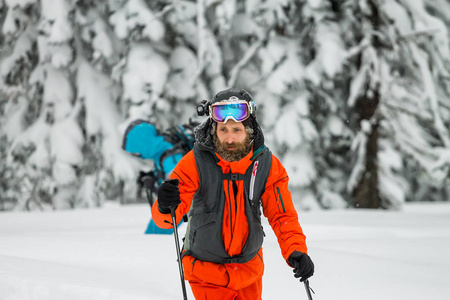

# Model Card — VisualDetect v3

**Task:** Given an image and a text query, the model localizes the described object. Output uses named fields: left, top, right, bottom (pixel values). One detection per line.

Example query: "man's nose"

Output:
left=225, top=134, right=235, bottom=143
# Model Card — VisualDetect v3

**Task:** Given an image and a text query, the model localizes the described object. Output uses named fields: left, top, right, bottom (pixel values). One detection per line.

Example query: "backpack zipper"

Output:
left=227, top=181, right=233, bottom=242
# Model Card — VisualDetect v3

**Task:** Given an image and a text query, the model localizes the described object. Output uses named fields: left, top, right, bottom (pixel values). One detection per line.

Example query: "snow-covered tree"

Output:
left=0, top=0, right=138, bottom=210
left=244, top=0, right=450, bottom=209
left=1, top=0, right=449, bottom=211
left=343, top=0, right=450, bottom=208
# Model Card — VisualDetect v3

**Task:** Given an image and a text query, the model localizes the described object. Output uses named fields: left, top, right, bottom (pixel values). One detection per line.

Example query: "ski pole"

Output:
left=170, top=207, right=188, bottom=300
left=303, top=279, right=314, bottom=300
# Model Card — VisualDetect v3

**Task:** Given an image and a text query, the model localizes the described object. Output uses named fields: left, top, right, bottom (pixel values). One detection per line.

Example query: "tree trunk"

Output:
left=352, top=86, right=381, bottom=208
left=351, top=0, right=382, bottom=209
left=352, top=120, right=380, bottom=208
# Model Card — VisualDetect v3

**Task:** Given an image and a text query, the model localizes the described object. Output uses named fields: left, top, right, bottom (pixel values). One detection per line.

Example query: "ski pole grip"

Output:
left=164, top=178, right=179, bottom=187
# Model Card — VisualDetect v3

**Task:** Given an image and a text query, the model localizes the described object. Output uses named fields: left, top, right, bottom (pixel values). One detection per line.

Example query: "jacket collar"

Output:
left=215, top=149, right=254, bottom=174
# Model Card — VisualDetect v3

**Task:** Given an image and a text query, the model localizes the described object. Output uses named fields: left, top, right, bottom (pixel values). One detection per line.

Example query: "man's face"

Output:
left=216, top=120, right=247, bottom=148
left=214, top=120, right=252, bottom=161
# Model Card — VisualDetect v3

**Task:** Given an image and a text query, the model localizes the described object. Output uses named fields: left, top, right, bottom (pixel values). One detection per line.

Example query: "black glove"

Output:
left=157, top=179, right=181, bottom=214
left=288, top=251, right=314, bottom=282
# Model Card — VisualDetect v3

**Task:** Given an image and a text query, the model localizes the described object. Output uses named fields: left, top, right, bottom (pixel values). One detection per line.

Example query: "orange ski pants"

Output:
left=182, top=251, right=264, bottom=300
left=188, top=275, right=262, bottom=300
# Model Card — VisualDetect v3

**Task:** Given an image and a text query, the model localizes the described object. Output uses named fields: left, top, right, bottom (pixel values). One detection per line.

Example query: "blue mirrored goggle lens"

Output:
left=212, top=103, right=249, bottom=122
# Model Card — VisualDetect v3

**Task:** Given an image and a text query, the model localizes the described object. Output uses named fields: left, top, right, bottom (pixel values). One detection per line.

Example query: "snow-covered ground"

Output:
left=1, top=202, right=449, bottom=300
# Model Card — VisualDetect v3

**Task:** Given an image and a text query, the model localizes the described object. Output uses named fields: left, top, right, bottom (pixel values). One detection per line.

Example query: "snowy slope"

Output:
left=1, top=202, right=450, bottom=300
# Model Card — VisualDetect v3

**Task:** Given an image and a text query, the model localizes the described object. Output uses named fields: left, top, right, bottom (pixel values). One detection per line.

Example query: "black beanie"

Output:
left=212, top=88, right=254, bottom=104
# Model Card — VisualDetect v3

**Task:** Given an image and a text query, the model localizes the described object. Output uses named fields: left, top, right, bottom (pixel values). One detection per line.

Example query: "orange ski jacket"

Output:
left=152, top=119, right=308, bottom=289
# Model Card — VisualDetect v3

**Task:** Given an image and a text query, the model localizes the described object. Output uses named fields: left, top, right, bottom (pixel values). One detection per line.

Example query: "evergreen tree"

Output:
left=0, top=0, right=449, bottom=211
left=0, top=0, right=138, bottom=210
left=343, top=0, right=450, bottom=207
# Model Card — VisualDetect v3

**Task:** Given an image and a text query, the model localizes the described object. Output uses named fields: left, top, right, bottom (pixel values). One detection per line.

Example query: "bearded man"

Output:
left=152, top=88, right=314, bottom=300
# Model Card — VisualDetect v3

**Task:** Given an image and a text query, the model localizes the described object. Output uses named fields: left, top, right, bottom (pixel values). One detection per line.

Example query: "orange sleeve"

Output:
left=261, top=154, right=308, bottom=261
left=151, top=150, right=199, bottom=228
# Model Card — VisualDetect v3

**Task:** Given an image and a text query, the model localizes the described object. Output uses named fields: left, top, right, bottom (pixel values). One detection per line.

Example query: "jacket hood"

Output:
left=194, top=115, right=265, bottom=153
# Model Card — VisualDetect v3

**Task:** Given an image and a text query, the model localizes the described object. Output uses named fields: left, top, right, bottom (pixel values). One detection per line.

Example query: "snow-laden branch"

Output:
left=153, top=1, right=178, bottom=18
left=388, top=114, right=440, bottom=164
left=344, top=36, right=371, bottom=61
left=410, top=44, right=450, bottom=147
left=394, top=135, right=450, bottom=186
left=398, top=28, right=442, bottom=41
left=344, top=27, right=443, bottom=64
left=383, top=101, right=433, bottom=123
left=347, top=120, right=370, bottom=194
left=439, top=99, right=450, bottom=111
left=192, top=0, right=228, bottom=91
left=227, top=38, right=265, bottom=88
left=249, top=53, right=287, bottom=88
left=347, top=64, right=369, bottom=108
left=194, top=0, right=206, bottom=81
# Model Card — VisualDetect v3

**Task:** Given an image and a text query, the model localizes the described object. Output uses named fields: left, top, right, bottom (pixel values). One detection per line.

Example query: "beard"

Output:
left=213, top=131, right=253, bottom=162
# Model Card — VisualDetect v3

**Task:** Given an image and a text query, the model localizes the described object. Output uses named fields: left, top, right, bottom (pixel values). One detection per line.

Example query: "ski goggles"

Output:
left=210, top=97, right=255, bottom=123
